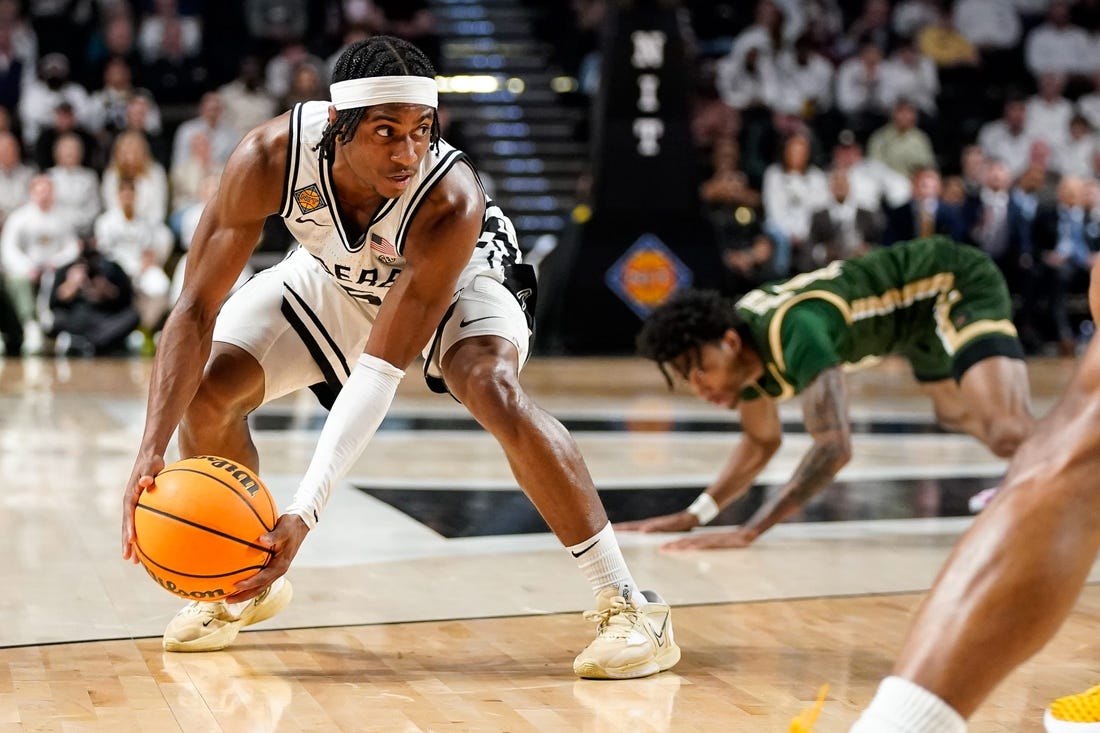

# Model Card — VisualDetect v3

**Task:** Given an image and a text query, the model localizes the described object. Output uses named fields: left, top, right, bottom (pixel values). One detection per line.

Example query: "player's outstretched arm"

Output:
left=663, top=367, right=851, bottom=550
left=617, top=396, right=783, bottom=536
left=122, top=116, right=288, bottom=561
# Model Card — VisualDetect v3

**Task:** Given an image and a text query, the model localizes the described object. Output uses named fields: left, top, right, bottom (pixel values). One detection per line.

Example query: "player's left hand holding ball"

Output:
left=225, top=514, right=310, bottom=603
left=122, top=453, right=165, bottom=562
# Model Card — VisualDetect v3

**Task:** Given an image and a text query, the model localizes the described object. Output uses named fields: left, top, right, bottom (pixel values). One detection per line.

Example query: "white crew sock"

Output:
left=566, top=522, right=638, bottom=603
left=851, top=676, right=966, bottom=733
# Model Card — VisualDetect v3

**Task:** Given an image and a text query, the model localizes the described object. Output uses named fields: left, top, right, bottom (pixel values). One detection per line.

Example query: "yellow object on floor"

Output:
left=790, top=684, right=829, bottom=732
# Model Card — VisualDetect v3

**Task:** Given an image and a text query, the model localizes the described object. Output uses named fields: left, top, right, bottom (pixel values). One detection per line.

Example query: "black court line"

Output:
left=252, top=413, right=946, bottom=435
left=354, top=476, right=997, bottom=538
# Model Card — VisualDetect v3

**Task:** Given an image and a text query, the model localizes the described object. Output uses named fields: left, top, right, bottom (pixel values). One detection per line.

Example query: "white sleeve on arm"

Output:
left=284, top=352, right=405, bottom=529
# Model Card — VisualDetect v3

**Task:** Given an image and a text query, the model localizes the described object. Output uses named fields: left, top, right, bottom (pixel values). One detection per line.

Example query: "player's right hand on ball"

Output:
left=122, top=454, right=164, bottom=562
left=614, top=511, right=700, bottom=533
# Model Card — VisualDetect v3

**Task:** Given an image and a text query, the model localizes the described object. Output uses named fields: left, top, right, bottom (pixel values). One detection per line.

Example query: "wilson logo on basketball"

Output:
left=195, top=455, right=262, bottom=496
left=142, top=566, right=225, bottom=599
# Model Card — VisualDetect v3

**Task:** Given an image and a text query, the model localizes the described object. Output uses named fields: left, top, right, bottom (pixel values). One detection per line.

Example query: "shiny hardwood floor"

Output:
left=1, top=354, right=1097, bottom=732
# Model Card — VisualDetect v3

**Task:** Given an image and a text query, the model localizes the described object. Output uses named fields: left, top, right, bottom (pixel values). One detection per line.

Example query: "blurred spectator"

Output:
left=978, top=95, right=1033, bottom=177
left=1053, top=114, right=1100, bottom=177
left=809, top=168, right=882, bottom=266
left=32, top=101, right=98, bottom=171
left=835, top=42, right=891, bottom=139
left=138, top=0, right=202, bottom=63
left=94, top=176, right=172, bottom=339
left=0, top=0, right=38, bottom=81
left=715, top=44, right=777, bottom=113
left=101, top=131, right=168, bottom=223
left=217, top=56, right=277, bottom=141
left=801, top=0, right=844, bottom=56
left=835, top=0, right=893, bottom=58
left=47, top=235, right=139, bottom=356
left=169, top=129, right=222, bottom=229
left=26, top=0, right=95, bottom=57
left=893, top=0, right=941, bottom=39
left=87, top=57, right=162, bottom=144
left=960, top=144, right=986, bottom=196
left=916, top=8, right=981, bottom=69
left=0, top=277, right=20, bottom=355
left=867, top=99, right=936, bottom=176
left=953, top=0, right=1023, bottom=52
left=719, top=232, right=779, bottom=296
left=969, top=158, right=1017, bottom=267
left=762, top=133, right=829, bottom=274
left=884, top=167, right=968, bottom=244
left=1032, top=175, right=1100, bottom=353
left=279, top=61, right=326, bottom=111
left=171, top=92, right=239, bottom=168
left=729, top=0, right=787, bottom=63
left=374, top=0, right=440, bottom=67
left=83, top=7, right=139, bottom=88
left=1024, top=1, right=1097, bottom=78
left=18, top=53, right=92, bottom=149
left=1026, top=72, right=1073, bottom=148
left=880, top=38, right=939, bottom=117
left=690, top=58, right=740, bottom=153
left=172, top=173, right=252, bottom=305
left=771, top=35, right=833, bottom=118
left=244, top=0, right=309, bottom=47
left=830, top=129, right=912, bottom=213
left=122, top=94, right=168, bottom=165
left=0, top=131, right=34, bottom=228
left=699, top=137, right=762, bottom=252
left=264, top=43, right=325, bottom=103
left=1076, top=71, right=1100, bottom=130
left=46, top=133, right=100, bottom=233
left=0, top=174, right=79, bottom=353
left=0, top=23, right=25, bottom=114
left=140, top=15, right=208, bottom=104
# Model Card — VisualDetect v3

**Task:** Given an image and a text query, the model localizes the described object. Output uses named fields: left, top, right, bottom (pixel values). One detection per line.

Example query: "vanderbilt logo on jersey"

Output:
left=294, top=184, right=327, bottom=214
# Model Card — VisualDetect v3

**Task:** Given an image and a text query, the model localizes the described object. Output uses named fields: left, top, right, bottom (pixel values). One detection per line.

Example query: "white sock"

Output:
left=851, top=676, right=966, bottom=733
left=566, top=523, right=638, bottom=603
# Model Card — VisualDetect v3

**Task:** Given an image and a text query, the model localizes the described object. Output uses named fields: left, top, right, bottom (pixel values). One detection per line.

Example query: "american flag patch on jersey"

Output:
left=370, top=233, right=397, bottom=257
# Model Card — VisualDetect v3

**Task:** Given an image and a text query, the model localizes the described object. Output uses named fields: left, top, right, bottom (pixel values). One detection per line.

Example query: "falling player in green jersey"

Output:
left=618, top=237, right=1035, bottom=549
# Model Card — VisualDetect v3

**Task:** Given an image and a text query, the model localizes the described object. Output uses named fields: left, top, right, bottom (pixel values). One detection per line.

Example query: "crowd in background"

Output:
left=3, top=0, right=1100, bottom=359
left=538, top=0, right=1100, bottom=356
left=0, top=0, right=436, bottom=357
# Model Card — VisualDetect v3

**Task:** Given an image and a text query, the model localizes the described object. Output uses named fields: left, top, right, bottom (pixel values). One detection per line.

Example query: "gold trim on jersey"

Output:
left=933, top=288, right=1018, bottom=353
left=764, top=290, right=855, bottom=401
left=848, top=272, right=956, bottom=321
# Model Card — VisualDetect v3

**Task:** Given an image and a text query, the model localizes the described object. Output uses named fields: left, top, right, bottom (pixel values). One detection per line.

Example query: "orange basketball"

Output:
left=133, top=455, right=277, bottom=601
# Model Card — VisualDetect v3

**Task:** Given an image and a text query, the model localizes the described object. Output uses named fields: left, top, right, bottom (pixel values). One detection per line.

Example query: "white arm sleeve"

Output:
left=284, top=353, right=405, bottom=529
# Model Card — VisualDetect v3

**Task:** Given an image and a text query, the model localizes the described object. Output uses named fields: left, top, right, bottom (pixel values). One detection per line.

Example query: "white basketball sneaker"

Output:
left=573, top=588, right=681, bottom=679
left=163, top=579, right=293, bottom=652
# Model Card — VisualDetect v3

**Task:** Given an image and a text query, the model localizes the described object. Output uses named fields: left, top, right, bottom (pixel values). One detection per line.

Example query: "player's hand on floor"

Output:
left=614, top=511, right=700, bottom=533
left=226, top=514, right=310, bottom=603
left=122, top=453, right=165, bottom=562
left=661, top=526, right=760, bottom=551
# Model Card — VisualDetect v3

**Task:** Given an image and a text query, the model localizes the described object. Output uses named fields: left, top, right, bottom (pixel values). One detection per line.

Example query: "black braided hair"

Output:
left=636, top=289, right=745, bottom=387
left=316, top=35, right=439, bottom=159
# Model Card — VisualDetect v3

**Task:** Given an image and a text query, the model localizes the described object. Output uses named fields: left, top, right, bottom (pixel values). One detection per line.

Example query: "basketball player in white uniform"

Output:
left=120, top=36, right=679, bottom=680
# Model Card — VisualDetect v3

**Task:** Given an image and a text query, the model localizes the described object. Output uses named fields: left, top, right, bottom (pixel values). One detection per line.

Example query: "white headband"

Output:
left=329, top=76, right=438, bottom=111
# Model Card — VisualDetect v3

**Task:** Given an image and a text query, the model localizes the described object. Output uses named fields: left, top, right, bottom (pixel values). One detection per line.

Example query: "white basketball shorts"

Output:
left=212, top=247, right=531, bottom=404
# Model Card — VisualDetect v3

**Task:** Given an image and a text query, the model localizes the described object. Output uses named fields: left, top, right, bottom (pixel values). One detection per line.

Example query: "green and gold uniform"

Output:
left=735, top=237, right=1024, bottom=402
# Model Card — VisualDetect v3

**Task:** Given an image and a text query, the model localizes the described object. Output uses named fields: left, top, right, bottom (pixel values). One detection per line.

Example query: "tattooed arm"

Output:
left=664, top=367, right=852, bottom=550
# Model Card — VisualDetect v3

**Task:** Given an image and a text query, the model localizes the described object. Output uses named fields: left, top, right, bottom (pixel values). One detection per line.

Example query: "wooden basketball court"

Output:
left=1, top=354, right=1097, bottom=732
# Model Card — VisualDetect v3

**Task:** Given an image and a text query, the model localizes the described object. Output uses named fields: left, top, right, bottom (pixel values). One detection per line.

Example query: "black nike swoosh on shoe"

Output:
left=651, top=613, right=670, bottom=645
left=570, top=538, right=600, bottom=558
left=202, top=619, right=214, bottom=627
left=459, top=315, right=501, bottom=328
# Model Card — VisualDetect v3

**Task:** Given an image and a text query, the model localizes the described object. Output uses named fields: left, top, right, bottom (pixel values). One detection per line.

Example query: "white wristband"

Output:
left=285, top=353, right=405, bottom=529
left=686, top=493, right=720, bottom=525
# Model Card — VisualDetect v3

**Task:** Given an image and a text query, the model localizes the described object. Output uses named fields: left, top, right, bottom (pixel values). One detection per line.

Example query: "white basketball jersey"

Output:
left=277, top=101, right=521, bottom=305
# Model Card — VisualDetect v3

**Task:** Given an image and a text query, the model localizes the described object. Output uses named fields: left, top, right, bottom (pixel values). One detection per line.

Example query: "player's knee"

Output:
left=454, top=357, right=526, bottom=425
